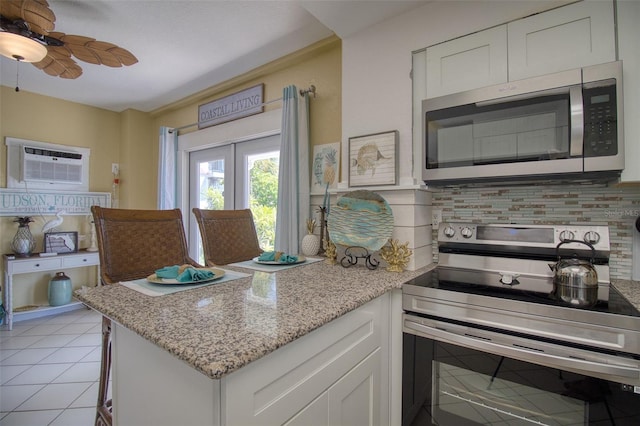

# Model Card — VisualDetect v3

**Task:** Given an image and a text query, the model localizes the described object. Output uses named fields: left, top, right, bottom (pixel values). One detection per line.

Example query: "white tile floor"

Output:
left=0, top=308, right=103, bottom=425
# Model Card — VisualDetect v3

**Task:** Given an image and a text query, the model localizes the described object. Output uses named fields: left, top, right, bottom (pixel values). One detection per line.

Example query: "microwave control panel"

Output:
left=583, top=82, right=617, bottom=157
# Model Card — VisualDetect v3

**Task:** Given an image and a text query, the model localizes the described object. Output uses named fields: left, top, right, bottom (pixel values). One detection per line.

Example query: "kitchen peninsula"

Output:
left=75, top=258, right=432, bottom=426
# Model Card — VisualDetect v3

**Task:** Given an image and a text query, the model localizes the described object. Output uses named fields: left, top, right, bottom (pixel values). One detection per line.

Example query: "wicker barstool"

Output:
left=90, top=206, right=201, bottom=426
left=192, top=208, right=263, bottom=265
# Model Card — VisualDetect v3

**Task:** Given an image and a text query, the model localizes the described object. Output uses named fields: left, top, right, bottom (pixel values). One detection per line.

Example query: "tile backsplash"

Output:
left=431, top=183, right=640, bottom=279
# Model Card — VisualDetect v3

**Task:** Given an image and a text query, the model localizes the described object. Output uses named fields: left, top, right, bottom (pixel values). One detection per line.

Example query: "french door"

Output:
left=188, top=134, right=280, bottom=263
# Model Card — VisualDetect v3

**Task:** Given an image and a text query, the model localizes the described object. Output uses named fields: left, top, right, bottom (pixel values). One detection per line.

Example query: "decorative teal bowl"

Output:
left=327, top=190, right=394, bottom=252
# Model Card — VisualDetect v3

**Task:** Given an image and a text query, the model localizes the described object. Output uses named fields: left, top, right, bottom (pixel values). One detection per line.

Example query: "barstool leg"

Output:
left=96, top=315, right=112, bottom=426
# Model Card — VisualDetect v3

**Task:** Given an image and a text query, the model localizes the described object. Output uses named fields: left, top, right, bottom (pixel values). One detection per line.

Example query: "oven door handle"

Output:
left=404, top=317, right=639, bottom=381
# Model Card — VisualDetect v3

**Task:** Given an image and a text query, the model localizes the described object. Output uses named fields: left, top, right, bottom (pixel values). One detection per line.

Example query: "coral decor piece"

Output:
left=380, top=239, right=413, bottom=272
left=324, top=238, right=337, bottom=265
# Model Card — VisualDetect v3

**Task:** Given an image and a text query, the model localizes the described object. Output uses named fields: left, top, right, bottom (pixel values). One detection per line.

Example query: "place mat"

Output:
left=229, top=256, right=323, bottom=272
left=120, top=269, right=250, bottom=297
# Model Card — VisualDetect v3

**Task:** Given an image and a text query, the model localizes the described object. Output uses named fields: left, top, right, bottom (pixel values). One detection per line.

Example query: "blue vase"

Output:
left=48, top=272, right=72, bottom=306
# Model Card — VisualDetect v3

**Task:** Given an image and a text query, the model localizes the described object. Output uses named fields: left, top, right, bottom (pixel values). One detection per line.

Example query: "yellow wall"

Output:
left=0, top=36, right=341, bottom=308
left=151, top=36, right=342, bottom=157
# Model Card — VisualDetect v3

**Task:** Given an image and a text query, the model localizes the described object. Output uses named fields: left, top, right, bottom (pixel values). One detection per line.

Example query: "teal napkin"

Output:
left=258, top=251, right=298, bottom=263
left=155, top=265, right=180, bottom=279
left=258, top=251, right=276, bottom=261
left=279, top=254, right=298, bottom=263
left=177, top=267, right=215, bottom=282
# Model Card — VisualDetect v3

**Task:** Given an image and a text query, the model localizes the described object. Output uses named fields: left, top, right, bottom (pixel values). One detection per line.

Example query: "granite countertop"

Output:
left=75, top=259, right=434, bottom=380
left=75, top=259, right=640, bottom=382
left=612, top=279, right=640, bottom=309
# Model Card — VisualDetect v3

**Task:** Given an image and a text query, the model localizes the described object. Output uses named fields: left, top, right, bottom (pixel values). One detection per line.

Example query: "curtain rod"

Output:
left=169, top=85, right=316, bottom=134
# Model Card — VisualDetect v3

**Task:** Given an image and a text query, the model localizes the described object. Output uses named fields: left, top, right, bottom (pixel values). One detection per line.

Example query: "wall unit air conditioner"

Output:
left=22, top=145, right=84, bottom=184
left=6, top=137, right=91, bottom=191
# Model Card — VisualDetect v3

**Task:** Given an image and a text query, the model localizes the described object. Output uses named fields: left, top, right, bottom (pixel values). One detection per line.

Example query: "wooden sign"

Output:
left=0, top=189, right=111, bottom=216
left=198, top=84, right=264, bottom=129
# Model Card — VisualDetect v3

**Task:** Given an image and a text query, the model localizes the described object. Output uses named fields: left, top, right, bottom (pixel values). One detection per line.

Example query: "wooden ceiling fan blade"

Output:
left=59, top=34, right=95, bottom=46
left=65, top=45, right=101, bottom=65
left=91, top=49, right=122, bottom=67
left=1, top=0, right=56, bottom=34
left=59, top=63, right=82, bottom=79
left=109, top=46, right=138, bottom=66
left=33, top=52, right=82, bottom=79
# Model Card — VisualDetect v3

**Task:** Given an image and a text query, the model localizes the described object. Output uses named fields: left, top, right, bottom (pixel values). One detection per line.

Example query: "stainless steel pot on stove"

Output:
left=549, top=240, right=599, bottom=307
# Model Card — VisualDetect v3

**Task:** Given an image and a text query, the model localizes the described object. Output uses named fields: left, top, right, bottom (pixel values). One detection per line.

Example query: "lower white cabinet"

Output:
left=112, top=292, right=394, bottom=426
left=223, top=294, right=387, bottom=425
left=284, top=350, right=380, bottom=426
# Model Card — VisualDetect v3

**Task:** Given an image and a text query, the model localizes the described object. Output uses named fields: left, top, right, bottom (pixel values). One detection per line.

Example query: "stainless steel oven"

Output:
left=403, top=223, right=640, bottom=425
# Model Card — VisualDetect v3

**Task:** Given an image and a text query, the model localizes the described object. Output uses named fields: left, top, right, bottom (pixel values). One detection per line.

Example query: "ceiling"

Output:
left=0, top=0, right=428, bottom=112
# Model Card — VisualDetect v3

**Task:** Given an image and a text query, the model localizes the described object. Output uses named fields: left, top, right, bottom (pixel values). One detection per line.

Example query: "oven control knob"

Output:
left=443, top=226, right=456, bottom=238
left=559, top=230, right=575, bottom=241
left=584, top=231, right=600, bottom=245
left=461, top=227, right=473, bottom=239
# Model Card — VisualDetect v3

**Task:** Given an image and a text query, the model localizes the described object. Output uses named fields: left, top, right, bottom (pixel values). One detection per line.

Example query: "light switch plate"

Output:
left=432, top=209, right=442, bottom=229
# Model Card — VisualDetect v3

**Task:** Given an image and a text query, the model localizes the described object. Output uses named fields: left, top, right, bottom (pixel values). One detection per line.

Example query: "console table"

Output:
left=3, top=250, right=100, bottom=330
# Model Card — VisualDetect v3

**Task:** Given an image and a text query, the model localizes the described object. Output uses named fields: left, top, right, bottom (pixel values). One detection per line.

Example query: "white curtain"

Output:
left=157, top=126, right=178, bottom=209
left=275, top=85, right=310, bottom=254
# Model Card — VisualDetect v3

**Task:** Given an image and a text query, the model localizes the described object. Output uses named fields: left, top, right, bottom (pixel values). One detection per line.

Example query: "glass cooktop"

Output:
left=404, top=267, right=640, bottom=318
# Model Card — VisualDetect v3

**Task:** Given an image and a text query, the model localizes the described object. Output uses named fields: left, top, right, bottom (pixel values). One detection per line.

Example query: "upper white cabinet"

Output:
left=416, top=1, right=616, bottom=99
left=617, top=0, right=640, bottom=182
left=425, top=25, right=508, bottom=99
left=508, top=1, right=615, bottom=81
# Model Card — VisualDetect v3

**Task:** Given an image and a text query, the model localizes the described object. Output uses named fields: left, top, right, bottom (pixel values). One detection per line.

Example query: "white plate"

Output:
left=146, top=268, right=225, bottom=285
left=252, top=255, right=306, bottom=265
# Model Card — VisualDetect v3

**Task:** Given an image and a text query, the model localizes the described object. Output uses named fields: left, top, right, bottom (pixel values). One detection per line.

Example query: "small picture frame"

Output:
left=348, top=130, right=398, bottom=187
left=311, top=142, right=340, bottom=194
left=44, top=231, right=78, bottom=254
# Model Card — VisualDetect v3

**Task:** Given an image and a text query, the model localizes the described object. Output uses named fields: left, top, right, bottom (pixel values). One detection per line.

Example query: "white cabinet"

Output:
left=223, top=294, right=387, bottom=425
left=618, top=0, right=640, bottom=183
left=415, top=1, right=615, bottom=100
left=425, top=25, right=508, bottom=99
left=508, top=0, right=615, bottom=81
left=284, top=350, right=381, bottom=426
left=112, top=292, right=394, bottom=426
left=3, top=251, right=100, bottom=329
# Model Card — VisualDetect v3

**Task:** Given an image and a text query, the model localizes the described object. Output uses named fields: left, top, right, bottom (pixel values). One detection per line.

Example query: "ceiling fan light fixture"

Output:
left=0, top=31, right=47, bottom=63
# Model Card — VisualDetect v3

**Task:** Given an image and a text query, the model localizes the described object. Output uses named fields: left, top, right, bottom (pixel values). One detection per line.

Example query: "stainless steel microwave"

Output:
left=422, top=61, right=624, bottom=185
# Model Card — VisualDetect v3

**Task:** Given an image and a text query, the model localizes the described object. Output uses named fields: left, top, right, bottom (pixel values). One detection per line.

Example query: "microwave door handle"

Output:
left=569, top=85, right=584, bottom=156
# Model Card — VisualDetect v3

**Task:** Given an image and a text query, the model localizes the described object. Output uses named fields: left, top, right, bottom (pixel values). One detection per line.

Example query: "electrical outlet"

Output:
left=112, top=163, right=119, bottom=175
left=432, top=209, right=442, bottom=229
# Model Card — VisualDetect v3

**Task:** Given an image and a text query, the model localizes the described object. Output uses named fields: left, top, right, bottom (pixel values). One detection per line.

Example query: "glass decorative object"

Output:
left=11, top=216, right=35, bottom=257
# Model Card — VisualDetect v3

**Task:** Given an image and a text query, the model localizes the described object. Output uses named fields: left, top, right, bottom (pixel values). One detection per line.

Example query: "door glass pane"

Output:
left=246, top=151, right=279, bottom=251
left=189, top=145, right=233, bottom=264
left=198, top=158, right=225, bottom=210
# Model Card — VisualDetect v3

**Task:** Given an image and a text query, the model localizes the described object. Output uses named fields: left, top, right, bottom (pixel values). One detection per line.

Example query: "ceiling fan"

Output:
left=0, top=0, right=137, bottom=79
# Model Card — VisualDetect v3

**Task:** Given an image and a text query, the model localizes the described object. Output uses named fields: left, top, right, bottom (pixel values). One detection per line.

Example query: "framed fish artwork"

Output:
left=348, top=130, right=398, bottom=187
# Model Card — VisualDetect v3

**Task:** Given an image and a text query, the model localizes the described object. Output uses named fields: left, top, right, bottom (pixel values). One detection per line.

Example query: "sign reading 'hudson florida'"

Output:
left=198, top=84, right=264, bottom=129
left=0, top=189, right=111, bottom=216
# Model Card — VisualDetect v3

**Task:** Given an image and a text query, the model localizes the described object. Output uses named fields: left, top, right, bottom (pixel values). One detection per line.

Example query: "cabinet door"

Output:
left=328, top=349, right=381, bottom=426
left=425, top=25, right=507, bottom=98
left=508, top=0, right=615, bottom=81
left=618, top=0, right=640, bottom=182
left=284, top=393, right=329, bottom=426
left=223, top=295, right=385, bottom=425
